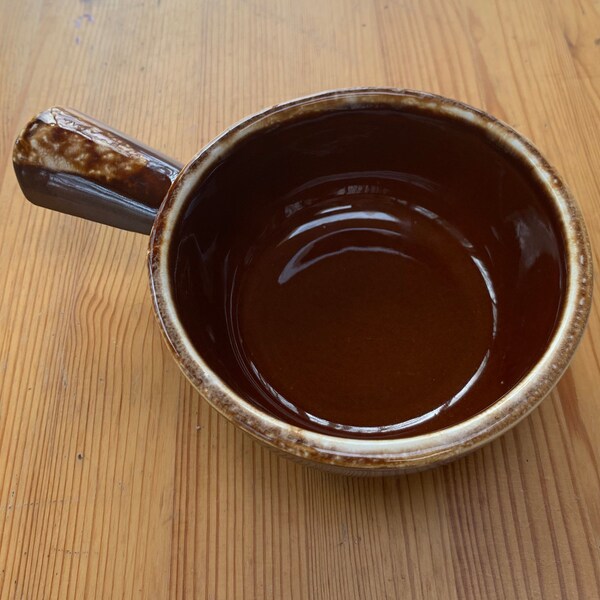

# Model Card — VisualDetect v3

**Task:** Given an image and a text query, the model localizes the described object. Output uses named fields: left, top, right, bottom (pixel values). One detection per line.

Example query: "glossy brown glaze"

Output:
left=171, top=107, right=567, bottom=439
left=13, top=107, right=182, bottom=234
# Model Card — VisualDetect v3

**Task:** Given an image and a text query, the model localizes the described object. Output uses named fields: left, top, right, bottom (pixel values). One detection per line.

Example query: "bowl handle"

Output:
left=13, top=107, right=183, bottom=235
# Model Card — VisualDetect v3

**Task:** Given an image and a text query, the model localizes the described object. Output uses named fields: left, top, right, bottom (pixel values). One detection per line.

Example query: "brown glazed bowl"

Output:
left=13, top=88, right=592, bottom=475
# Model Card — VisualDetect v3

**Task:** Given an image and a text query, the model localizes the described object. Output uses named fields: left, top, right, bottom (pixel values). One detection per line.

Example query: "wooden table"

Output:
left=1, top=0, right=599, bottom=598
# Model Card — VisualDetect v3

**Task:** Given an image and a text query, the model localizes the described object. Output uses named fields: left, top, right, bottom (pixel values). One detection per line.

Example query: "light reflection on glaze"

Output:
left=241, top=348, right=492, bottom=435
left=226, top=172, right=499, bottom=434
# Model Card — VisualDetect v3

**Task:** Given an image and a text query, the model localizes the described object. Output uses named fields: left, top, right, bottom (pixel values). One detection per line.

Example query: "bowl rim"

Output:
left=148, top=87, right=593, bottom=471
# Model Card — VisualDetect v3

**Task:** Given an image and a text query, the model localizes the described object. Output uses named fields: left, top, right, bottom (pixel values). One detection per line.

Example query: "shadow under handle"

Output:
left=13, top=107, right=183, bottom=235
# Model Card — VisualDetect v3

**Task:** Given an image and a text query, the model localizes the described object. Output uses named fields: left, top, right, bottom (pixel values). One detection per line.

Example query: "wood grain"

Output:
left=1, top=0, right=599, bottom=598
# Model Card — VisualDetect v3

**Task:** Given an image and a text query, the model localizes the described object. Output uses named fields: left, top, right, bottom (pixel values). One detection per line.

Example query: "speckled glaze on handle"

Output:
left=13, top=107, right=182, bottom=234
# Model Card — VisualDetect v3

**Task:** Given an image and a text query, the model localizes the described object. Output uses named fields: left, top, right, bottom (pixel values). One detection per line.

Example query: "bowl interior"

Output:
left=168, top=103, right=567, bottom=439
